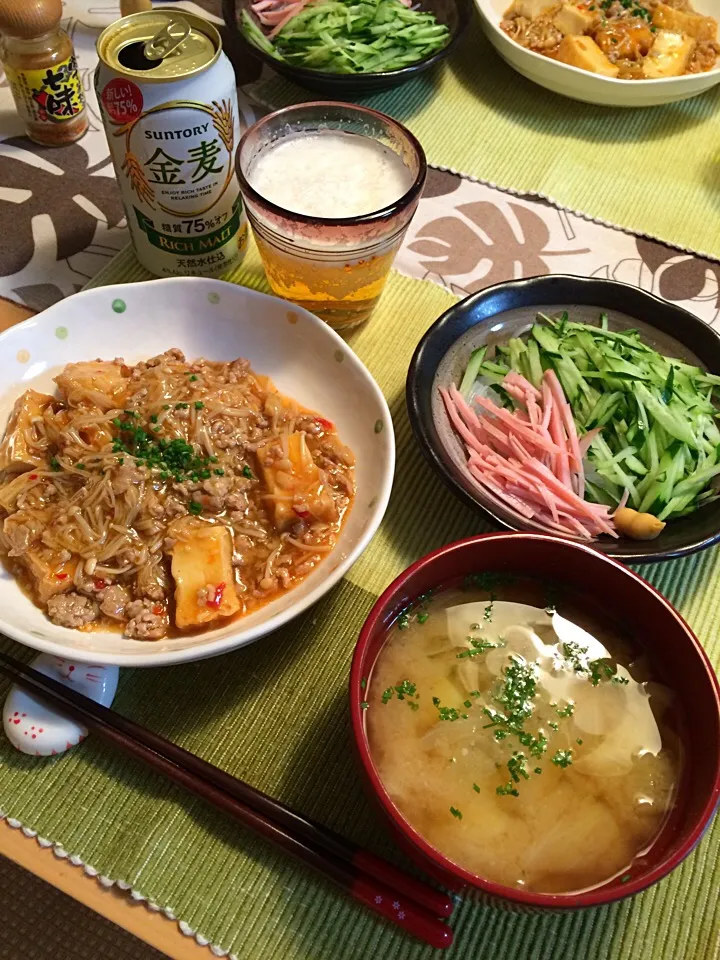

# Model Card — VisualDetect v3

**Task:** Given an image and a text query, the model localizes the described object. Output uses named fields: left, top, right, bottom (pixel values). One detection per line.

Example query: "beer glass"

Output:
left=236, top=101, right=426, bottom=331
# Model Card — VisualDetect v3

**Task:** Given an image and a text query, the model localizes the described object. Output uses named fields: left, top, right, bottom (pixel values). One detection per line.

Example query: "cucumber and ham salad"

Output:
left=443, top=312, right=720, bottom=541
left=241, top=0, right=451, bottom=74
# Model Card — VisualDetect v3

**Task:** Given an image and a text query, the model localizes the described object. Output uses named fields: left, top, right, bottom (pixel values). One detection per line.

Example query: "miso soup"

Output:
left=365, top=575, right=680, bottom=894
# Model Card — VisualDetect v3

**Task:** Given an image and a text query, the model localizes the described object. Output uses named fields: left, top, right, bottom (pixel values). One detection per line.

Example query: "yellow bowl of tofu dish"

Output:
left=0, top=278, right=394, bottom=666
left=475, top=0, right=720, bottom=105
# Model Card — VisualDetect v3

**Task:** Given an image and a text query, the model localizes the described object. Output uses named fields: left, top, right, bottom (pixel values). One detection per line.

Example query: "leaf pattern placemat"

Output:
left=0, top=243, right=718, bottom=960
left=248, top=18, right=720, bottom=264
left=2, top=1, right=719, bottom=333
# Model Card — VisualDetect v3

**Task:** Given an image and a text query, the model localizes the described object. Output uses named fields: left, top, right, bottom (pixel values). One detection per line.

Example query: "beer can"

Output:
left=95, top=9, right=248, bottom=278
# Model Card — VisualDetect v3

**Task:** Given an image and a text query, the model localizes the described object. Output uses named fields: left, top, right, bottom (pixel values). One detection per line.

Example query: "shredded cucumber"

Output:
left=240, top=1, right=450, bottom=75
left=460, top=347, right=487, bottom=398
left=458, top=311, right=720, bottom=524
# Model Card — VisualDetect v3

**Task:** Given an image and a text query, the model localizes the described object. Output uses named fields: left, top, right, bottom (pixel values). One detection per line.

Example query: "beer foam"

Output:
left=247, top=131, right=414, bottom=219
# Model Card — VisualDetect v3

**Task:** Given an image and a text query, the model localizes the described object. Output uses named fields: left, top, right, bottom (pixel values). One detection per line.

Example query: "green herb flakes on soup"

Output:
left=366, top=575, right=679, bottom=893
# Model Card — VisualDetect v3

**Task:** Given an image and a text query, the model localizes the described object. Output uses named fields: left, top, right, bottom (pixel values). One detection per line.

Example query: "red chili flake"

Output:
left=93, top=578, right=106, bottom=590
left=55, top=573, right=68, bottom=580
left=293, top=506, right=310, bottom=518
left=206, top=583, right=226, bottom=609
left=28, top=474, right=38, bottom=480
left=152, top=605, right=163, bottom=616
left=316, top=417, right=334, bottom=431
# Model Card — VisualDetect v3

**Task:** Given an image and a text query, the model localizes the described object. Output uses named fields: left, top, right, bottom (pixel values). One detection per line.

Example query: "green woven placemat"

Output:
left=0, top=247, right=718, bottom=960
left=248, top=18, right=720, bottom=263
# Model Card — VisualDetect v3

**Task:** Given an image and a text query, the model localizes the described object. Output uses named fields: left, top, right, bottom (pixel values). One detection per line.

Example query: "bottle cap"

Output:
left=0, top=0, right=63, bottom=39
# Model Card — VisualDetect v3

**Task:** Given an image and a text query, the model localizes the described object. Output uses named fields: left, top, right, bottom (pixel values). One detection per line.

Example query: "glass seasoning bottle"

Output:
left=0, top=0, right=88, bottom=146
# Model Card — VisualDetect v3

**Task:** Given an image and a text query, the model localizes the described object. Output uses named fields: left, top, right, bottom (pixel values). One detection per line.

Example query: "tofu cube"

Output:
left=55, top=361, right=129, bottom=411
left=24, top=550, right=77, bottom=603
left=556, top=35, right=620, bottom=76
left=510, top=0, right=557, bottom=18
left=642, top=30, right=696, bottom=78
left=167, top=517, right=240, bottom=628
left=257, top=432, right=337, bottom=531
left=652, top=3, right=717, bottom=41
left=553, top=3, right=595, bottom=36
left=0, top=389, right=55, bottom=472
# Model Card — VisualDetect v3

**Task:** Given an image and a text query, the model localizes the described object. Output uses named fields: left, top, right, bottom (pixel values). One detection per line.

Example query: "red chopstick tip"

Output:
left=352, top=875, right=454, bottom=949
left=0, top=650, right=454, bottom=949
left=353, top=849, right=454, bottom=918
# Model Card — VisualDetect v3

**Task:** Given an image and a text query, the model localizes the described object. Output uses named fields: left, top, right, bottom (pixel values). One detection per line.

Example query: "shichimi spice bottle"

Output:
left=0, top=0, right=88, bottom=146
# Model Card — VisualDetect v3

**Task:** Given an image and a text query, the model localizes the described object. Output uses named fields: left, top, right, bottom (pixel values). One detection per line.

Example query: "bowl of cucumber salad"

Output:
left=407, top=274, right=720, bottom=563
left=224, top=0, right=471, bottom=93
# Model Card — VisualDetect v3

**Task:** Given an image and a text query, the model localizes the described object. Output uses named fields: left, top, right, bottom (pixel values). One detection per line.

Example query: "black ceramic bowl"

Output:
left=222, top=0, right=471, bottom=95
left=406, top=275, right=720, bottom=564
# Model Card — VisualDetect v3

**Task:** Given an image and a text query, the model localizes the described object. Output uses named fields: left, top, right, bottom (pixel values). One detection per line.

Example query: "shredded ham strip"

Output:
left=250, top=0, right=319, bottom=32
left=250, top=0, right=412, bottom=35
left=442, top=372, right=617, bottom=541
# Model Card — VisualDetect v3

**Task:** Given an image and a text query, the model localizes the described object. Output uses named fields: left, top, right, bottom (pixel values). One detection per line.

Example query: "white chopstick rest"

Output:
left=3, top=654, right=118, bottom=756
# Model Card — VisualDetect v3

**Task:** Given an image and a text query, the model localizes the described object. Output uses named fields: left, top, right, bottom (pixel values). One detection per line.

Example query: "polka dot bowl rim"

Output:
left=0, top=277, right=394, bottom=666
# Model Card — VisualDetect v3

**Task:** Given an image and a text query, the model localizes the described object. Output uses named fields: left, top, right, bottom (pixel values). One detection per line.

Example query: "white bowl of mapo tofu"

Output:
left=0, top=278, right=394, bottom=666
left=475, top=0, right=720, bottom=105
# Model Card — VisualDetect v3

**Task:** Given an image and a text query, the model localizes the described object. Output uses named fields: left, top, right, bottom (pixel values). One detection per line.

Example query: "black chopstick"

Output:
left=0, top=650, right=454, bottom=948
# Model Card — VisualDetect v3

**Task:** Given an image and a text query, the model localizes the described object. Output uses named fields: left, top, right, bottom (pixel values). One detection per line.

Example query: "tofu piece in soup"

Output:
left=642, top=31, right=696, bottom=78
left=167, top=517, right=240, bottom=628
left=522, top=796, right=632, bottom=892
left=556, top=35, right=620, bottom=76
left=599, top=750, right=677, bottom=846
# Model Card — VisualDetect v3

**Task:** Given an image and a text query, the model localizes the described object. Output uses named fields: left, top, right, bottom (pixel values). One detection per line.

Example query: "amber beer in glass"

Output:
left=236, top=103, right=426, bottom=331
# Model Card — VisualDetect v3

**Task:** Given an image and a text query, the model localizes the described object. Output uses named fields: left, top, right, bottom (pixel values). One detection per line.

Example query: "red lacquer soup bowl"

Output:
left=349, top=533, right=720, bottom=910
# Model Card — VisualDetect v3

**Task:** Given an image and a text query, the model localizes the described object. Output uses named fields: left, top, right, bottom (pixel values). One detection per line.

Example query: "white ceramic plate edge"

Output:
left=0, top=278, right=395, bottom=666
left=474, top=0, right=720, bottom=106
